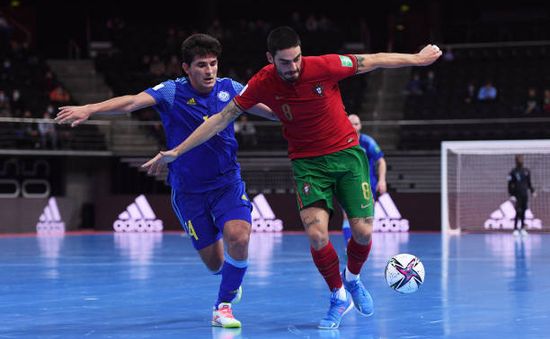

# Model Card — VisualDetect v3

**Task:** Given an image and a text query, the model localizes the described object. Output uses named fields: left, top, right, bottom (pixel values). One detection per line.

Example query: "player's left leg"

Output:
left=218, top=219, right=250, bottom=306
left=334, top=146, right=375, bottom=317
left=344, top=216, right=374, bottom=316
left=211, top=182, right=252, bottom=328
left=518, top=196, right=528, bottom=236
left=172, top=188, right=243, bottom=326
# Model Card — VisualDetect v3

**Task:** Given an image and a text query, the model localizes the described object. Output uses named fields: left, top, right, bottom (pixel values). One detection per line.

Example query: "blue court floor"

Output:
left=1, top=231, right=549, bottom=338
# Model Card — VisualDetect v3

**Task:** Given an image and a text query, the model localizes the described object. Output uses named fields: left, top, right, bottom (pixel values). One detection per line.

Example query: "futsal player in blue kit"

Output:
left=55, top=33, right=276, bottom=328
left=341, top=114, right=387, bottom=243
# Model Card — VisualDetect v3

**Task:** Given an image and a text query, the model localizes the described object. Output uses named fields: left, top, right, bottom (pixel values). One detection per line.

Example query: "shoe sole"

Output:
left=356, top=308, right=374, bottom=317
left=211, top=321, right=242, bottom=328
left=353, top=300, right=374, bottom=317
left=344, top=287, right=374, bottom=317
left=318, top=300, right=355, bottom=330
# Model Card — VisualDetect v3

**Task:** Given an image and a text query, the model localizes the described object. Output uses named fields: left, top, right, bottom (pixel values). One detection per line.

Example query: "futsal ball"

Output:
left=384, top=253, right=425, bottom=294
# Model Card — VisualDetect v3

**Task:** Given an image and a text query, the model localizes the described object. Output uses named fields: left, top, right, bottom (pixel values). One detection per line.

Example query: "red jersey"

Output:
left=234, top=54, right=359, bottom=159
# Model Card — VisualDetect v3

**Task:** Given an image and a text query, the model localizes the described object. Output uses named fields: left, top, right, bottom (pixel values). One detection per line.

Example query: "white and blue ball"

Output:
left=384, top=253, right=425, bottom=294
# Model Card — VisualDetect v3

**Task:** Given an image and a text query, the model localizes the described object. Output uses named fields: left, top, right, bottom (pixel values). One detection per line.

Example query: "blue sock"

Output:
left=216, top=252, right=247, bottom=307
left=342, top=220, right=352, bottom=244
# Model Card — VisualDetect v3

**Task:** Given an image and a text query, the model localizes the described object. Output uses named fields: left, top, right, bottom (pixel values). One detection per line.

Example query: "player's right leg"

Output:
left=293, top=155, right=353, bottom=329
left=301, top=205, right=353, bottom=329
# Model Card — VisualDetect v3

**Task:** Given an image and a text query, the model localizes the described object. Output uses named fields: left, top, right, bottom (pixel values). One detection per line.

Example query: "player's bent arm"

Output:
left=354, top=44, right=442, bottom=74
left=172, top=101, right=242, bottom=157
left=377, top=157, right=387, bottom=183
left=55, top=92, right=156, bottom=127
left=246, top=103, right=279, bottom=121
left=377, top=157, right=387, bottom=194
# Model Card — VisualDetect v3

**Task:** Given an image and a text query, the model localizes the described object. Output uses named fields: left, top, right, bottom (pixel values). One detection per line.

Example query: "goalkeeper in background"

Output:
left=508, top=154, right=536, bottom=236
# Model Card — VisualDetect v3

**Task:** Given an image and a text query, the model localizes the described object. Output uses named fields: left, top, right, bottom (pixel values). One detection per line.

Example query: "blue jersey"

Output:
left=145, top=77, right=244, bottom=193
left=358, top=133, right=384, bottom=197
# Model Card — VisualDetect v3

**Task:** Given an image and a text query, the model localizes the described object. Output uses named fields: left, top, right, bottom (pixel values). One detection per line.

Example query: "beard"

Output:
left=277, top=68, right=300, bottom=83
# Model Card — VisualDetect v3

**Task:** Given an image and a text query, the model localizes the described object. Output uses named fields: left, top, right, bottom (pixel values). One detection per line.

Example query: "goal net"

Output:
left=441, top=140, right=550, bottom=234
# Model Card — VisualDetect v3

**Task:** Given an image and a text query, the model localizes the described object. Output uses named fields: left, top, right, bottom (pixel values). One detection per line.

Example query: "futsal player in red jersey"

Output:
left=142, top=26, right=441, bottom=329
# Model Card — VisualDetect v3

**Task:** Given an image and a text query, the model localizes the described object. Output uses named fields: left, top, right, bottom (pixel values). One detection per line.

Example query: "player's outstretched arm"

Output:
left=354, top=44, right=442, bottom=74
left=141, top=100, right=242, bottom=173
left=246, top=103, right=279, bottom=121
left=55, top=92, right=155, bottom=127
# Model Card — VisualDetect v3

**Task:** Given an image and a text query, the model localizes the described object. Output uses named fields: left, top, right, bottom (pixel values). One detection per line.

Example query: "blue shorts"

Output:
left=171, top=181, right=252, bottom=250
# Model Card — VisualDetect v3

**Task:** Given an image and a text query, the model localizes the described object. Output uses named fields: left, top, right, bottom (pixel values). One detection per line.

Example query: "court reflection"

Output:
left=114, top=232, right=163, bottom=280
left=247, top=232, right=283, bottom=285
left=37, top=233, right=65, bottom=279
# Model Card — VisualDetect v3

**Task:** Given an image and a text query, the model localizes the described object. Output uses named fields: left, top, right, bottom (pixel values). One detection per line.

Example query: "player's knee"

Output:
left=309, top=232, right=329, bottom=250
left=353, top=232, right=372, bottom=245
left=349, top=217, right=373, bottom=244
left=224, top=222, right=251, bottom=248
left=228, top=234, right=250, bottom=250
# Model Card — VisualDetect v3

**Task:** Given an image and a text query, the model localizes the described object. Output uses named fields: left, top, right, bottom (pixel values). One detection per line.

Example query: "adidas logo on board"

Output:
left=251, top=194, right=283, bottom=232
left=484, top=199, right=542, bottom=230
left=113, top=195, right=163, bottom=232
left=36, top=197, right=65, bottom=233
left=373, top=193, right=409, bottom=232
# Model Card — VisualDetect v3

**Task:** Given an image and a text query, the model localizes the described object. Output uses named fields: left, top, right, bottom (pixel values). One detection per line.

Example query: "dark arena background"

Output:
left=1, top=0, right=550, bottom=337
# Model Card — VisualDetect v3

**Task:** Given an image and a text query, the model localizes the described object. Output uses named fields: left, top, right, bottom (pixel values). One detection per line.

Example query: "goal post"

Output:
left=441, top=140, right=550, bottom=234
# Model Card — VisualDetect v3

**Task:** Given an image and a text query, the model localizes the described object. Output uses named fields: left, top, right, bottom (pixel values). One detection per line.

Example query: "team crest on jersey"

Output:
left=313, top=84, right=324, bottom=97
left=303, top=183, right=311, bottom=196
left=186, top=98, right=197, bottom=105
left=217, top=90, right=230, bottom=102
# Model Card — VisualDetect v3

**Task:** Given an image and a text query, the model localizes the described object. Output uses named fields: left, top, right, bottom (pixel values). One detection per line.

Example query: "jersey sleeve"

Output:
left=230, top=79, right=244, bottom=95
left=320, top=54, right=358, bottom=81
left=233, top=75, right=262, bottom=111
left=144, top=80, right=176, bottom=112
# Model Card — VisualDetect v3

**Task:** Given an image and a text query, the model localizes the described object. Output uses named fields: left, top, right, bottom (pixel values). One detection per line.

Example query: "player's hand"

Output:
left=141, top=150, right=179, bottom=176
left=509, top=196, right=517, bottom=203
left=532, top=191, right=537, bottom=198
left=55, top=106, right=92, bottom=127
left=416, top=44, right=442, bottom=66
left=377, top=180, right=387, bottom=195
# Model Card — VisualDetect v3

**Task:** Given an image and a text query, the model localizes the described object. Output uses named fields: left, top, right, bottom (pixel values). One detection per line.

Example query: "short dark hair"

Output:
left=267, top=26, right=301, bottom=56
left=181, top=33, right=222, bottom=65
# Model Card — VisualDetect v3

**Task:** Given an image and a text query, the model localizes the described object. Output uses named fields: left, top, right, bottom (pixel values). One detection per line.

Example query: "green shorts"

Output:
left=291, top=146, right=374, bottom=218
